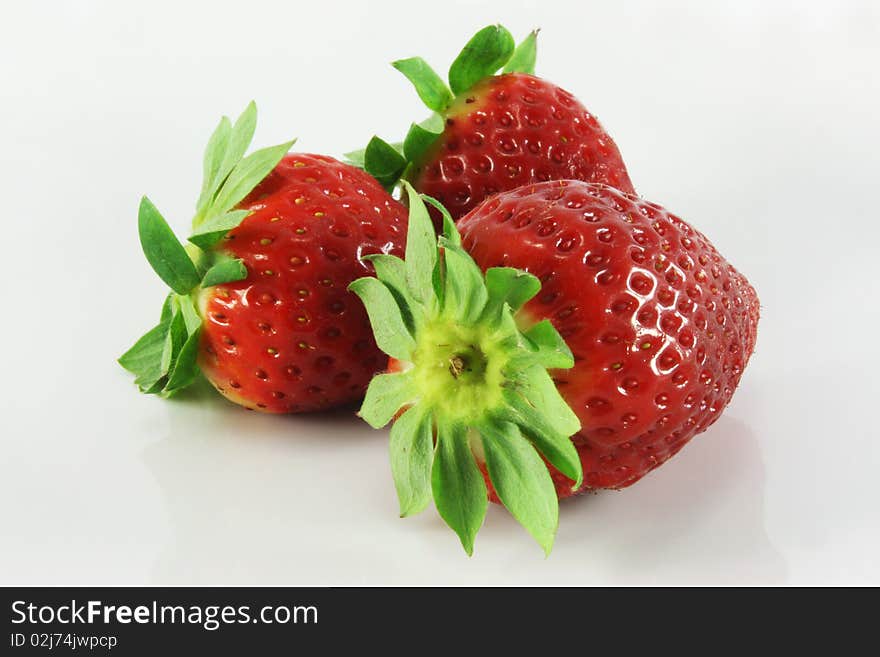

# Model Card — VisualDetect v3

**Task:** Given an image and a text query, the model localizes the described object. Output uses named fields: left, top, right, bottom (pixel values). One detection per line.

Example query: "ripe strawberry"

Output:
left=120, top=103, right=407, bottom=412
left=351, top=182, right=757, bottom=554
left=357, top=25, right=634, bottom=221
left=458, top=181, right=760, bottom=494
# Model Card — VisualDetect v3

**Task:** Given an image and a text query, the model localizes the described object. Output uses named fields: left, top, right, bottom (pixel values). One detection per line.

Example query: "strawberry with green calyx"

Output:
left=120, top=103, right=409, bottom=412
left=349, top=182, right=583, bottom=555
left=458, top=181, right=760, bottom=493
left=353, top=24, right=634, bottom=220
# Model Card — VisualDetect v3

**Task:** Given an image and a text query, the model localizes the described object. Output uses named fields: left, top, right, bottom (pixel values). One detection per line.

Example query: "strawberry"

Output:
left=119, top=103, right=407, bottom=412
left=350, top=182, right=757, bottom=554
left=355, top=25, right=634, bottom=221
left=458, top=181, right=760, bottom=493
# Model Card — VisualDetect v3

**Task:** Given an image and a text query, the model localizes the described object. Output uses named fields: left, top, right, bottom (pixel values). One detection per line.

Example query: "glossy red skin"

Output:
left=198, top=154, right=406, bottom=413
left=410, top=73, right=635, bottom=222
left=458, top=181, right=759, bottom=495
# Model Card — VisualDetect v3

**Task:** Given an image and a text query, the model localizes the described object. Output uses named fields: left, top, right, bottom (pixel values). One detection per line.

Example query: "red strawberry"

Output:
left=350, top=182, right=757, bottom=554
left=411, top=72, right=635, bottom=220
left=458, top=181, right=759, bottom=494
left=120, top=103, right=406, bottom=412
left=357, top=25, right=634, bottom=221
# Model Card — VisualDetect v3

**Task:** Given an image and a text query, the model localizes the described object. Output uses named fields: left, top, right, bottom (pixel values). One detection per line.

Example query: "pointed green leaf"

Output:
left=523, top=319, right=574, bottom=369
left=502, top=367, right=582, bottom=487
left=202, top=258, right=247, bottom=288
left=403, top=121, right=442, bottom=164
left=118, top=321, right=170, bottom=381
left=138, top=196, right=201, bottom=294
left=364, top=136, right=407, bottom=190
left=431, top=424, right=487, bottom=555
left=423, top=195, right=459, bottom=247
left=420, top=113, right=445, bottom=133
left=393, top=57, right=454, bottom=112
left=448, top=25, right=515, bottom=95
left=503, top=30, right=538, bottom=74
left=209, top=140, right=294, bottom=217
left=215, top=102, right=257, bottom=195
left=164, top=327, right=202, bottom=393
left=188, top=210, right=250, bottom=249
left=517, top=365, right=580, bottom=436
left=349, top=277, right=416, bottom=362
left=359, top=371, right=417, bottom=429
left=196, top=115, right=232, bottom=217
left=362, top=253, right=418, bottom=331
left=401, top=182, right=438, bottom=306
left=389, top=405, right=434, bottom=517
left=175, top=293, right=202, bottom=334
left=440, top=240, right=488, bottom=325
left=362, top=254, right=407, bottom=297
left=482, top=267, right=540, bottom=322
left=160, top=305, right=189, bottom=375
left=159, top=294, right=174, bottom=322
left=343, top=147, right=366, bottom=169
left=480, top=420, right=558, bottom=554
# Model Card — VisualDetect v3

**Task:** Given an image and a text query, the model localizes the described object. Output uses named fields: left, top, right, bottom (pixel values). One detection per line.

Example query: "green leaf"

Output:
left=160, top=305, right=189, bottom=374
left=202, top=258, right=247, bottom=288
left=419, top=113, right=445, bottom=133
left=523, top=319, right=574, bottom=369
left=175, top=294, right=202, bottom=334
left=343, top=147, right=366, bottom=169
left=517, top=366, right=580, bottom=436
left=359, top=371, right=416, bottom=429
left=349, top=277, right=416, bottom=361
left=403, top=122, right=442, bottom=164
left=393, top=57, right=454, bottom=113
left=215, top=102, right=258, bottom=197
left=480, top=420, right=558, bottom=555
left=138, top=196, right=201, bottom=295
left=502, top=366, right=582, bottom=487
left=362, top=253, right=418, bottom=331
left=363, top=254, right=408, bottom=297
left=188, top=210, right=250, bottom=250
left=482, top=267, right=540, bottom=322
left=432, top=424, right=487, bottom=555
left=389, top=405, right=434, bottom=517
left=118, top=321, right=169, bottom=385
left=159, top=294, right=174, bottom=322
left=440, top=240, right=488, bottom=325
left=448, top=25, right=515, bottom=95
left=209, top=140, right=294, bottom=217
left=164, top=327, right=202, bottom=393
left=401, top=182, right=438, bottom=306
left=503, top=30, right=538, bottom=75
left=364, top=136, right=407, bottom=190
left=423, top=195, right=459, bottom=247
left=196, top=115, right=232, bottom=217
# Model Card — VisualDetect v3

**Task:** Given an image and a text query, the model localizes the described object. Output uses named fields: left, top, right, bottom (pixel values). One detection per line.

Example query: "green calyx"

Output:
left=349, top=182, right=582, bottom=556
left=346, top=25, right=538, bottom=190
left=119, top=102, right=294, bottom=396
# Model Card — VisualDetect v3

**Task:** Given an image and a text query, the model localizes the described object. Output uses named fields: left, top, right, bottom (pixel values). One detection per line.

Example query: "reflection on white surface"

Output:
left=138, top=395, right=786, bottom=584
left=1, top=0, right=879, bottom=584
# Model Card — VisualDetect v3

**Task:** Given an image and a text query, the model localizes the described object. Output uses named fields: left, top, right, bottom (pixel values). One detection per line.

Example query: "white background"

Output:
left=1, top=0, right=878, bottom=585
